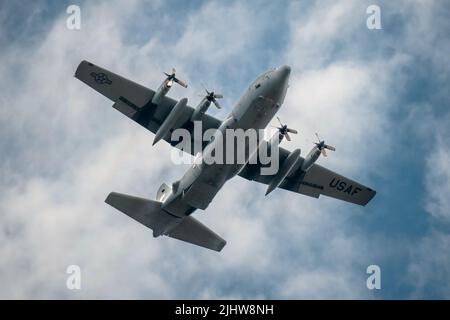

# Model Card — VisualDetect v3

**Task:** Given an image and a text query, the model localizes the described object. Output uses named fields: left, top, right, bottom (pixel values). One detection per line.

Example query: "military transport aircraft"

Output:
left=75, top=61, right=376, bottom=252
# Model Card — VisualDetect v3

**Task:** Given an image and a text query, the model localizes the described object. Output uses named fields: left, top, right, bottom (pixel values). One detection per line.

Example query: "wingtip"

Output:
left=104, top=192, right=117, bottom=205
left=74, top=60, right=85, bottom=79
left=217, top=240, right=227, bottom=252
left=366, top=189, right=377, bottom=206
left=359, top=188, right=377, bottom=206
left=152, top=132, right=164, bottom=146
left=74, top=60, right=94, bottom=79
left=265, top=186, right=275, bottom=196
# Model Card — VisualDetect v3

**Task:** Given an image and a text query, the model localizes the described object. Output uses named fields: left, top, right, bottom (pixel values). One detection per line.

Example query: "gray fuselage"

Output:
left=161, top=66, right=291, bottom=216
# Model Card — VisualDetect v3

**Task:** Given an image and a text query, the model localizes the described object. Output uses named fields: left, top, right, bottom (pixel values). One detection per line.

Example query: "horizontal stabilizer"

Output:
left=168, top=216, right=226, bottom=252
left=105, top=192, right=226, bottom=251
left=105, top=192, right=180, bottom=237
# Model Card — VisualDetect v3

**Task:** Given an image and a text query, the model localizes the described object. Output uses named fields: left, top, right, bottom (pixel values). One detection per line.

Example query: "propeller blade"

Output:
left=315, top=132, right=321, bottom=143
left=214, top=94, right=223, bottom=99
left=172, top=67, right=176, bottom=74
left=164, top=72, right=170, bottom=77
left=174, top=77, right=188, bottom=88
left=325, top=144, right=336, bottom=151
left=321, top=148, right=327, bottom=157
left=285, top=132, right=291, bottom=141
left=213, top=99, right=222, bottom=109
left=277, top=116, right=283, bottom=127
left=287, top=128, right=298, bottom=134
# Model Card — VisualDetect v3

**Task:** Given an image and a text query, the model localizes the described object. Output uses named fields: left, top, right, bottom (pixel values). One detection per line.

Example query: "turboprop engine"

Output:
left=301, top=133, right=336, bottom=172
left=272, top=117, right=298, bottom=142
left=191, top=87, right=223, bottom=121
left=264, top=118, right=301, bottom=195
left=151, top=68, right=187, bottom=105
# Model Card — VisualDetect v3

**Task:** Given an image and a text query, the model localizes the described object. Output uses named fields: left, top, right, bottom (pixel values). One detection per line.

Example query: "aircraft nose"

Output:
left=268, top=65, right=290, bottom=104
left=277, top=65, right=291, bottom=79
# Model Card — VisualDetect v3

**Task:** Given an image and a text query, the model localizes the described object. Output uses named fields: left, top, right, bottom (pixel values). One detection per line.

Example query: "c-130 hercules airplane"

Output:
left=75, top=61, right=376, bottom=252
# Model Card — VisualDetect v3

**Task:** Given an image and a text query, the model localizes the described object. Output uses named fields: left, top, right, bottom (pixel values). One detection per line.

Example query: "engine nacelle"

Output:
left=152, top=69, right=187, bottom=105
left=191, top=99, right=212, bottom=121
left=151, top=81, right=172, bottom=105
left=301, top=146, right=321, bottom=172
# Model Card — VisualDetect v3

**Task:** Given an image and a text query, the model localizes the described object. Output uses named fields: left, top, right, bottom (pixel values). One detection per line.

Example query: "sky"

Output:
left=0, top=0, right=449, bottom=299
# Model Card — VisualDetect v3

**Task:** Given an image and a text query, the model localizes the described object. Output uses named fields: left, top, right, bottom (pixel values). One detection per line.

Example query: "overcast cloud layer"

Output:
left=1, top=0, right=449, bottom=299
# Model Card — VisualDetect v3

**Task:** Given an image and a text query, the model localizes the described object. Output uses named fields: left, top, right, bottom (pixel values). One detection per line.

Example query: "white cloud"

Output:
left=407, top=231, right=450, bottom=298
left=425, top=146, right=450, bottom=221
left=394, top=0, right=450, bottom=298
left=408, top=112, right=450, bottom=297
left=174, top=2, right=258, bottom=65
left=1, top=0, right=449, bottom=299
left=0, top=0, right=383, bottom=299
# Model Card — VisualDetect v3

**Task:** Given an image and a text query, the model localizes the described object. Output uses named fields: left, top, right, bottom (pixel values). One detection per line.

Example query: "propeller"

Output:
left=202, top=87, right=223, bottom=109
left=272, top=116, right=298, bottom=142
left=163, top=68, right=188, bottom=88
left=314, top=132, right=336, bottom=157
left=198, top=84, right=223, bottom=109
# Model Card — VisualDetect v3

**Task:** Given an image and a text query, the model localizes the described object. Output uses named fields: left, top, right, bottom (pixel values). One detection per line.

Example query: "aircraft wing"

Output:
left=75, top=60, right=221, bottom=153
left=75, top=60, right=375, bottom=206
left=239, top=146, right=376, bottom=206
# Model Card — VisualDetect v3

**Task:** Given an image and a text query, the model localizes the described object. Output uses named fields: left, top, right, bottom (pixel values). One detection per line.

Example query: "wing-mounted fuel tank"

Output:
left=151, top=68, right=187, bottom=105
left=191, top=88, right=223, bottom=121
left=153, top=98, right=188, bottom=145
left=259, top=118, right=301, bottom=196
left=265, top=148, right=301, bottom=195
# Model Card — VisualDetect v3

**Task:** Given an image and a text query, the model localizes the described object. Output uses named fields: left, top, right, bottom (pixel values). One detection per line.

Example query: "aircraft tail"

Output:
left=105, top=192, right=226, bottom=251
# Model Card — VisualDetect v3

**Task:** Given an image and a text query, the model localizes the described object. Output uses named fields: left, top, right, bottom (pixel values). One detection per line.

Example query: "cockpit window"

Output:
left=252, top=69, right=274, bottom=89
left=256, top=71, right=270, bottom=82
